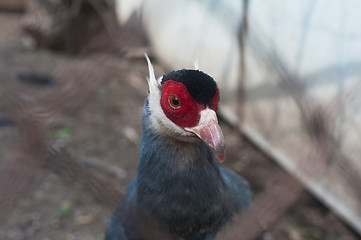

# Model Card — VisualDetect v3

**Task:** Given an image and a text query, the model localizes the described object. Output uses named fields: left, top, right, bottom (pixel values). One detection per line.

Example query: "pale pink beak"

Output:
left=185, top=108, right=226, bottom=163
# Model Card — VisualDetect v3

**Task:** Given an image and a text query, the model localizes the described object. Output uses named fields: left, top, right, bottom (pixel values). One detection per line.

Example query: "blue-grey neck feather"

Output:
left=105, top=99, right=257, bottom=240
left=136, top=99, right=232, bottom=238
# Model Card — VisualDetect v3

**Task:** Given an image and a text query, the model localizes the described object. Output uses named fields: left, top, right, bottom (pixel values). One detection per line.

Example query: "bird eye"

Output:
left=168, top=95, right=180, bottom=109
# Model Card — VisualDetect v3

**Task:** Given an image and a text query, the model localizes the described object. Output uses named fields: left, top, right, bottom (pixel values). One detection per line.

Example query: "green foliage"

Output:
left=54, top=127, right=72, bottom=139
left=56, top=202, right=72, bottom=217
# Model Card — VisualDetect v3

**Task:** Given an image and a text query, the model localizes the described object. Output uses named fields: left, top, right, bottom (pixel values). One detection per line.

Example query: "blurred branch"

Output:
left=214, top=174, right=303, bottom=240
left=0, top=70, right=47, bottom=219
left=0, top=55, right=123, bottom=221
left=48, top=149, right=123, bottom=209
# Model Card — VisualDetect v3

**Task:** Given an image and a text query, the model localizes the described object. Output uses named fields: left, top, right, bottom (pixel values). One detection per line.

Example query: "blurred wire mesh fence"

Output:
left=0, top=0, right=360, bottom=239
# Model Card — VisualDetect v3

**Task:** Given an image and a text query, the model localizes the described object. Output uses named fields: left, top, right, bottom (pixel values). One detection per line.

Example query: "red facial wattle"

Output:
left=210, top=88, right=219, bottom=112
left=160, top=80, right=200, bottom=128
left=160, top=79, right=224, bottom=162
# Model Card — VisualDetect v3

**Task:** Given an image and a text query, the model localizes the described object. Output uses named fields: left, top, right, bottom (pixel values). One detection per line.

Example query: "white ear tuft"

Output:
left=144, top=53, right=158, bottom=93
left=193, top=50, right=199, bottom=70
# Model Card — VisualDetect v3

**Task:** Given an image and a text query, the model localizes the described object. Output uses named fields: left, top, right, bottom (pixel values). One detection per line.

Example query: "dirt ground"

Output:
left=0, top=10, right=360, bottom=240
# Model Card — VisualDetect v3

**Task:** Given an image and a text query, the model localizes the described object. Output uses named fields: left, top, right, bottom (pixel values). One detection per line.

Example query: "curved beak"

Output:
left=185, top=108, right=226, bottom=163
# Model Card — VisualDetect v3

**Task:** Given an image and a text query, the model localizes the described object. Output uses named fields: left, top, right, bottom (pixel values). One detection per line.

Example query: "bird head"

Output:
left=145, top=55, right=226, bottom=163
